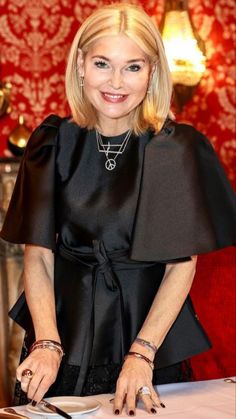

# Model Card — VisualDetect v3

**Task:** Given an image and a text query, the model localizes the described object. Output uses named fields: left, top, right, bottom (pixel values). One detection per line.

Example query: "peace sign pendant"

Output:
left=105, top=159, right=116, bottom=170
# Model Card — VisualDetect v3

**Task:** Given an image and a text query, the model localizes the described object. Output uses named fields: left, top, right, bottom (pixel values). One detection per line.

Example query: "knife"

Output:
left=39, top=400, right=72, bottom=419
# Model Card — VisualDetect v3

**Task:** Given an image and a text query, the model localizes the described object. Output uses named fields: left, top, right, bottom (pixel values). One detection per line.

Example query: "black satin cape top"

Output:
left=1, top=115, right=236, bottom=395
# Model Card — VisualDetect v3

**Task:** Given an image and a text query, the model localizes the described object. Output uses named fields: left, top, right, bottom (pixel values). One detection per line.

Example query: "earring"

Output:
left=79, top=77, right=84, bottom=87
left=147, top=85, right=151, bottom=95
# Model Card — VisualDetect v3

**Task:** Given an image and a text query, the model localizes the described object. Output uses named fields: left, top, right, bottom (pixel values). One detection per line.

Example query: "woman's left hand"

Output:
left=113, top=357, right=162, bottom=416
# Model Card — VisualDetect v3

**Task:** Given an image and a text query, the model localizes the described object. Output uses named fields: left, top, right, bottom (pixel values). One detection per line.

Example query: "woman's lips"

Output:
left=101, top=92, right=128, bottom=103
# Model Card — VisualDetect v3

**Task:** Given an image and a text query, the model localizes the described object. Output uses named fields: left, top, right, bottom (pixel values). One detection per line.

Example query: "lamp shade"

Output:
left=161, top=0, right=206, bottom=110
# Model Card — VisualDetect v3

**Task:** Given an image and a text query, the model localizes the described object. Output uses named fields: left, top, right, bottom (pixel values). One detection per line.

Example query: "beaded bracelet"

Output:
left=29, top=339, right=65, bottom=359
left=124, top=351, right=154, bottom=370
left=135, top=337, right=158, bottom=354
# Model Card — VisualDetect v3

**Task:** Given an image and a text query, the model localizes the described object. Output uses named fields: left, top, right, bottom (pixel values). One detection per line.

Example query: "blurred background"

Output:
left=0, top=0, right=235, bottom=408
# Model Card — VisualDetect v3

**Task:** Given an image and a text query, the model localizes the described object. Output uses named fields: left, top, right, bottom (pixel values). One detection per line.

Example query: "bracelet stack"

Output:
left=135, top=337, right=158, bottom=355
left=124, top=351, right=154, bottom=370
left=29, top=339, right=65, bottom=359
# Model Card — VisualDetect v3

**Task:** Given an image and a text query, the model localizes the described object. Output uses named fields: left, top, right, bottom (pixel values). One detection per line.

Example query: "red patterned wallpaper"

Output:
left=0, top=0, right=235, bottom=379
left=0, top=0, right=235, bottom=188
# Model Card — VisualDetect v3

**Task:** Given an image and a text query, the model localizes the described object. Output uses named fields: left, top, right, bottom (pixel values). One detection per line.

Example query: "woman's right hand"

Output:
left=16, top=349, right=62, bottom=402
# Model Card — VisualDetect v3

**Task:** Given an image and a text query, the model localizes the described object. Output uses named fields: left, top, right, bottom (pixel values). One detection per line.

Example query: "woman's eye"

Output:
left=127, top=64, right=142, bottom=72
left=94, top=60, right=109, bottom=69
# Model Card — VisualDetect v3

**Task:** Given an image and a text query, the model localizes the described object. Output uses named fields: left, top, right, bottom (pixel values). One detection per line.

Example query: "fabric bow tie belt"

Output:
left=57, top=240, right=154, bottom=395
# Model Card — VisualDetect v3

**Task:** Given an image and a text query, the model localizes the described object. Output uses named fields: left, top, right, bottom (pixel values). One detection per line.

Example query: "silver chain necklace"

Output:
left=96, top=129, right=132, bottom=171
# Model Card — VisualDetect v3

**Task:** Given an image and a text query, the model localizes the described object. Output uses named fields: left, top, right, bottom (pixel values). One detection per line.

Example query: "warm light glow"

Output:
left=19, top=114, right=24, bottom=124
left=17, top=138, right=28, bottom=148
left=162, top=10, right=206, bottom=86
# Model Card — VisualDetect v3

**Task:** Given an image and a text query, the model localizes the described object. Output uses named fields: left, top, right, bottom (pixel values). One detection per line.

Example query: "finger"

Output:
left=16, top=363, right=34, bottom=382
left=20, top=376, right=32, bottom=393
left=27, top=371, right=45, bottom=401
left=28, top=367, right=57, bottom=403
left=18, top=367, right=35, bottom=393
left=114, top=381, right=126, bottom=415
left=113, top=393, right=125, bottom=415
left=126, top=387, right=136, bottom=416
left=139, top=393, right=157, bottom=414
left=28, top=374, right=53, bottom=402
left=150, top=388, right=165, bottom=409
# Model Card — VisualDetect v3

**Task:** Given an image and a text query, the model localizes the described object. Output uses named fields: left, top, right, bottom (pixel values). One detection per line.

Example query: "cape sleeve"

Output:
left=130, top=121, right=236, bottom=262
left=0, top=114, right=63, bottom=250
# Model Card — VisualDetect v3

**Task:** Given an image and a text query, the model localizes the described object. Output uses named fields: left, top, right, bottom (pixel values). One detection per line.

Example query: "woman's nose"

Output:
left=109, top=70, right=123, bottom=89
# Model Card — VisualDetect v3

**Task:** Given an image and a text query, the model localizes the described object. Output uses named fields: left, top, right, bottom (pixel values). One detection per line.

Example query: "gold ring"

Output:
left=22, top=369, right=34, bottom=379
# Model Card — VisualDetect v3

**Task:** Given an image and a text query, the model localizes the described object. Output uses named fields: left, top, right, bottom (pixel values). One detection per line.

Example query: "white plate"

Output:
left=26, top=396, right=101, bottom=416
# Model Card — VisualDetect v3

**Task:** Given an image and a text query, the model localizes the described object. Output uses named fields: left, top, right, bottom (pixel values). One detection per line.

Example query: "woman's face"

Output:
left=77, top=34, right=154, bottom=130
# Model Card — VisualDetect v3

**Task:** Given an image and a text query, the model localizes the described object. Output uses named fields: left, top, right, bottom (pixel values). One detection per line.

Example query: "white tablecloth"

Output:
left=1, top=377, right=235, bottom=419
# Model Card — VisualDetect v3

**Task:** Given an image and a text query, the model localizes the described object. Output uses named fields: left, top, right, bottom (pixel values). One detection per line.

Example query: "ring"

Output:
left=138, top=386, right=151, bottom=396
left=22, top=369, right=34, bottom=379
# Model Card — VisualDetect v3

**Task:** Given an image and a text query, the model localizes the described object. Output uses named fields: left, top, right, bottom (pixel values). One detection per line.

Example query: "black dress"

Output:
left=51, top=121, right=172, bottom=395
left=1, top=115, right=235, bottom=402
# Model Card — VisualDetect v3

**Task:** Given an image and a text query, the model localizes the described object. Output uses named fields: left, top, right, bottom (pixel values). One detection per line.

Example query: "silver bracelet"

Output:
left=135, top=337, right=158, bottom=354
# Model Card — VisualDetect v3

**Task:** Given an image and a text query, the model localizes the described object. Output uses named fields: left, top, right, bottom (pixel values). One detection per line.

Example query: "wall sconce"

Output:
left=8, top=115, right=31, bottom=156
left=161, top=0, right=206, bottom=111
left=0, top=82, right=11, bottom=117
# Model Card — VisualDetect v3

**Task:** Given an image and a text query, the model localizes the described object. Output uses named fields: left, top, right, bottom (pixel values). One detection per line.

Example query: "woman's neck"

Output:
left=97, top=115, right=133, bottom=136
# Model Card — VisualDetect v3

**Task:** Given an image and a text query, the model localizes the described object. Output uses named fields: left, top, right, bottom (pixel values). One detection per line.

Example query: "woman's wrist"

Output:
left=35, top=334, right=61, bottom=342
left=135, top=337, right=158, bottom=354
left=30, top=339, right=65, bottom=359
left=124, top=351, right=154, bottom=370
left=129, top=341, right=155, bottom=362
left=35, top=327, right=61, bottom=343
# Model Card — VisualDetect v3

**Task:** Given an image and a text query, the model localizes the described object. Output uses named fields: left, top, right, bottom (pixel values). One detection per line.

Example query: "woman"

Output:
left=1, top=3, right=236, bottom=416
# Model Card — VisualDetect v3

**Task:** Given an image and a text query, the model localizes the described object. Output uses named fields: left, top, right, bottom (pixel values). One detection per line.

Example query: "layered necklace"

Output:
left=96, top=129, right=132, bottom=171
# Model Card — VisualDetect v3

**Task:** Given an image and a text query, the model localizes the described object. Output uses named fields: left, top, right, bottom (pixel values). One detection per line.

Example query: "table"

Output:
left=1, top=377, right=235, bottom=418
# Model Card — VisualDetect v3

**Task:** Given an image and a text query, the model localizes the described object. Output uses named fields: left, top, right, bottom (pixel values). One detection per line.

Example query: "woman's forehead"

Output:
left=85, top=34, right=148, bottom=61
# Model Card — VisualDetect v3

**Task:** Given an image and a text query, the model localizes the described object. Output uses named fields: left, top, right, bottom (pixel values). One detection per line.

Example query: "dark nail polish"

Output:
left=31, top=400, right=37, bottom=407
left=114, top=409, right=120, bottom=415
left=129, top=410, right=135, bottom=416
left=151, top=408, right=157, bottom=414
left=160, top=402, right=166, bottom=408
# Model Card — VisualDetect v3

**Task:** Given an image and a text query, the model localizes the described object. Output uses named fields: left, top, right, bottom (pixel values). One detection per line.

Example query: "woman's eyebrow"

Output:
left=91, top=55, right=109, bottom=60
left=127, top=58, right=146, bottom=63
left=91, top=55, right=146, bottom=63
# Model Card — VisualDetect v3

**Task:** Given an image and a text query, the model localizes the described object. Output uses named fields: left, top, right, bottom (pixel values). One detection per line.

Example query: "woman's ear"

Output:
left=77, top=48, right=84, bottom=77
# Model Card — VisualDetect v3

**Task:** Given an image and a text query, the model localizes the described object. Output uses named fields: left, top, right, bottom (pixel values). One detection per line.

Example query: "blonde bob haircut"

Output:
left=65, top=3, right=173, bottom=135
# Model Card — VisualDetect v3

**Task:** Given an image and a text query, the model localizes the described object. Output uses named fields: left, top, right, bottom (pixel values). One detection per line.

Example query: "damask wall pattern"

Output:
left=0, top=0, right=236, bottom=381
left=0, top=0, right=235, bottom=188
